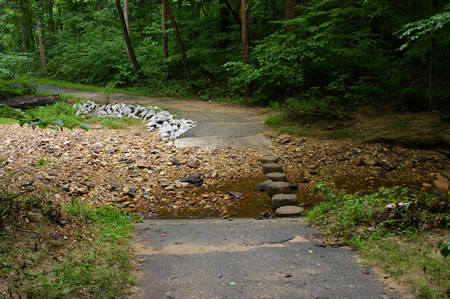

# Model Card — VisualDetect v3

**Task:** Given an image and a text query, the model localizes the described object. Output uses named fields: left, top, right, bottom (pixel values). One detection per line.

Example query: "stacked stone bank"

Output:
left=258, top=156, right=304, bottom=217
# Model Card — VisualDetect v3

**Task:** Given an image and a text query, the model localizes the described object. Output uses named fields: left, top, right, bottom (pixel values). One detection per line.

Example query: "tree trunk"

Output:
left=241, top=0, right=249, bottom=97
left=37, top=17, right=47, bottom=73
left=20, top=0, right=34, bottom=51
left=47, top=0, right=55, bottom=33
left=162, top=0, right=190, bottom=80
left=124, top=0, right=132, bottom=62
left=57, top=4, right=63, bottom=31
left=428, top=0, right=437, bottom=111
left=13, top=0, right=28, bottom=52
left=0, top=95, right=60, bottom=109
left=162, top=1, right=168, bottom=63
left=115, top=0, right=141, bottom=72
left=285, top=0, right=295, bottom=32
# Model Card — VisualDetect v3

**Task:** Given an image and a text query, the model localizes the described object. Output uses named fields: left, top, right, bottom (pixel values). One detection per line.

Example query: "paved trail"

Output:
left=38, top=85, right=271, bottom=147
left=41, top=85, right=400, bottom=298
left=133, top=219, right=398, bottom=298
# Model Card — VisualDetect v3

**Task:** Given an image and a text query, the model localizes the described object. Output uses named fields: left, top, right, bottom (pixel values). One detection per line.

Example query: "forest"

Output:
left=1, top=0, right=449, bottom=113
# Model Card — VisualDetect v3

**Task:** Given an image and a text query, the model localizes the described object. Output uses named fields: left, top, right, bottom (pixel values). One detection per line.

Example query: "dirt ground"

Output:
left=0, top=122, right=448, bottom=218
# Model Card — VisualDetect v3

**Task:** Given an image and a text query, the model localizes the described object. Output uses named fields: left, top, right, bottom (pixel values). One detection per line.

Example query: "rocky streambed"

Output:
left=0, top=124, right=448, bottom=218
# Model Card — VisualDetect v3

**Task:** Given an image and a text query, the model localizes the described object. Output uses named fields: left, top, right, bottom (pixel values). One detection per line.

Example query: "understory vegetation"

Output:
left=307, top=183, right=449, bottom=298
left=0, top=97, right=142, bottom=129
left=0, top=161, right=137, bottom=297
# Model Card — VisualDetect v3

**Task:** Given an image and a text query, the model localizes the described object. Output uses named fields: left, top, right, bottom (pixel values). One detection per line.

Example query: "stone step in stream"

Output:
left=257, top=156, right=303, bottom=217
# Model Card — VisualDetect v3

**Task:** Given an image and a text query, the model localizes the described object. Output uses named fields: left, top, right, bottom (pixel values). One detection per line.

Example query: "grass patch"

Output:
left=0, top=195, right=137, bottom=297
left=0, top=117, right=17, bottom=124
left=35, top=77, right=192, bottom=98
left=307, top=183, right=449, bottom=297
left=0, top=100, right=143, bottom=129
left=265, top=114, right=284, bottom=127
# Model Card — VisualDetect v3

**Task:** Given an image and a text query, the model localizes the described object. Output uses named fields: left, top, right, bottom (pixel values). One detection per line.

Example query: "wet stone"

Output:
left=258, top=156, right=279, bottom=164
left=272, top=194, right=298, bottom=209
left=262, top=163, right=283, bottom=174
left=268, top=181, right=293, bottom=197
left=275, top=206, right=304, bottom=217
left=265, top=172, right=287, bottom=182
left=255, top=179, right=273, bottom=192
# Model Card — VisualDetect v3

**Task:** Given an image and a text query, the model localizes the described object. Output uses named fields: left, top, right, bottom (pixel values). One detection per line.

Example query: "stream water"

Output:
left=150, top=175, right=424, bottom=219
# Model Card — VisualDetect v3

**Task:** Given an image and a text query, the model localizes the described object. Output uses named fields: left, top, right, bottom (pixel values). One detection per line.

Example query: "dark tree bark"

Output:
left=0, top=95, right=60, bottom=109
left=162, top=0, right=190, bottom=80
left=57, top=3, right=63, bottom=31
left=124, top=0, right=132, bottom=62
left=285, top=0, right=295, bottom=32
left=47, top=0, right=55, bottom=33
left=115, top=0, right=141, bottom=72
left=20, top=0, right=34, bottom=51
left=162, top=1, right=168, bottom=63
left=241, top=0, right=249, bottom=97
left=13, top=0, right=28, bottom=51
left=37, top=0, right=47, bottom=73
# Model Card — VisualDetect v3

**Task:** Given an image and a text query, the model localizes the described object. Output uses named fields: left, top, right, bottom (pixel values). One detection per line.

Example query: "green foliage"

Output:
left=0, top=103, right=90, bottom=130
left=0, top=78, right=36, bottom=99
left=36, top=157, right=50, bottom=166
left=439, top=238, right=450, bottom=258
left=2, top=0, right=450, bottom=109
left=307, top=183, right=448, bottom=239
left=0, top=53, right=36, bottom=79
left=264, top=114, right=283, bottom=127
left=398, top=5, right=450, bottom=50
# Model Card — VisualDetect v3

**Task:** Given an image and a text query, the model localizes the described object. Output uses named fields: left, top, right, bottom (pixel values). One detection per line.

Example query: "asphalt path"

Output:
left=133, top=219, right=399, bottom=299
left=37, top=85, right=271, bottom=147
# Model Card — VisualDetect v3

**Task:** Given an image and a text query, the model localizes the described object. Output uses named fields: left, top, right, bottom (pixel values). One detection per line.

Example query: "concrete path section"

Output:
left=38, top=85, right=272, bottom=147
left=132, top=219, right=398, bottom=299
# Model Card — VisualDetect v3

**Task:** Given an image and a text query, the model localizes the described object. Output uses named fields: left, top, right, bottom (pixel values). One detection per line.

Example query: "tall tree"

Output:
left=47, top=0, right=55, bottom=33
left=285, top=0, right=295, bottom=32
left=162, top=0, right=190, bottom=80
left=115, top=0, right=141, bottom=72
left=12, top=0, right=28, bottom=51
left=241, top=0, right=249, bottom=97
left=37, top=0, right=47, bottom=72
left=162, top=1, right=168, bottom=63
left=124, top=0, right=132, bottom=62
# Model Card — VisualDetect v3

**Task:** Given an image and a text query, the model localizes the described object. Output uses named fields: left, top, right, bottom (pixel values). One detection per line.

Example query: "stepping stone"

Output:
left=262, top=163, right=283, bottom=174
left=255, top=179, right=273, bottom=192
left=265, top=172, right=287, bottom=182
left=272, top=194, right=298, bottom=209
left=275, top=206, right=304, bottom=217
left=258, top=156, right=279, bottom=164
left=268, top=181, right=292, bottom=197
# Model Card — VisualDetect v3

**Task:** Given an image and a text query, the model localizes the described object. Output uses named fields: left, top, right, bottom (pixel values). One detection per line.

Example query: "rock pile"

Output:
left=73, top=100, right=196, bottom=140
left=257, top=156, right=304, bottom=217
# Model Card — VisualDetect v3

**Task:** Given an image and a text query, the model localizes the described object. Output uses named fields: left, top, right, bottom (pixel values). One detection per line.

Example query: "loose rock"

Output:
left=268, top=181, right=293, bottom=197
left=275, top=206, right=304, bottom=217
left=262, top=163, right=283, bottom=174
left=265, top=172, right=287, bottom=182
left=272, top=194, right=298, bottom=209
